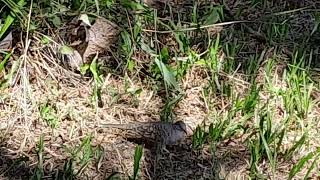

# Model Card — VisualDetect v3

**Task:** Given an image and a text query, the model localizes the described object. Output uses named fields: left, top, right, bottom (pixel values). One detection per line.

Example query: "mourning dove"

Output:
left=98, top=121, right=193, bottom=145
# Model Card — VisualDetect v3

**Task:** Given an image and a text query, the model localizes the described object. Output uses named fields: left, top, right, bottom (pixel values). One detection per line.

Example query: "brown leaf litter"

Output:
left=0, top=31, right=12, bottom=51
left=0, top=70, right=215, bottom=179
left=62, top=16, right=120, bottom=71
left=1, top=1, right=320, bottom=179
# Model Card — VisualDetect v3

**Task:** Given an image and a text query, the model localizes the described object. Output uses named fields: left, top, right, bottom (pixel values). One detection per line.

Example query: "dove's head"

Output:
left=174, top=121, right=193, bottom=136
left=163, top=120, right=193, bottom=145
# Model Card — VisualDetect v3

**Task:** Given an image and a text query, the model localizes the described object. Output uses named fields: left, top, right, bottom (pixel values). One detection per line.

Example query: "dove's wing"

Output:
left=98, top=122, right=164, bottom=139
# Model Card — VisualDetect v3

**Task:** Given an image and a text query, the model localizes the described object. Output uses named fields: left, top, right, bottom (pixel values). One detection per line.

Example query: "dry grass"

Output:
left=1, top=0, right=320, bottom=179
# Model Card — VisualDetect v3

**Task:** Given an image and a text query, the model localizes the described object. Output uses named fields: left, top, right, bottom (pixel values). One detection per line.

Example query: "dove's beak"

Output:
left=184, top=125, right=194, bottom=136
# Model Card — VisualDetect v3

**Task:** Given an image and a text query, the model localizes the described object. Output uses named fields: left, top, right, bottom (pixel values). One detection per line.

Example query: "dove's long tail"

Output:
left=98, top=123, right=134, bottom=130
left=98, top=122, right=162, bottom=131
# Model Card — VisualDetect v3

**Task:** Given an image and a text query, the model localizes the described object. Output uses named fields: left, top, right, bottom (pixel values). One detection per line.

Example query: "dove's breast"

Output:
left=158, top=124, right=188, bottom=145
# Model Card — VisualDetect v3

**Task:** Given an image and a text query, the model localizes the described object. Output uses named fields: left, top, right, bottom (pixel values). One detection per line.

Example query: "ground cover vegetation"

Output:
left=0, top=0, right=320, bottom=179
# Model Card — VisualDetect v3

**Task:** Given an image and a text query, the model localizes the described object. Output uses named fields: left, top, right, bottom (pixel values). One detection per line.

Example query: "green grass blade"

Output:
left=0, top=50, right=13, bottom=72
left=132, top=145, right=143, bottom=180
left=0, top=15, right=14, bottom=40
left=0, top=0, right=25, bottom=39
left=285, top=133, right=307, bottom=160
left=90, top=53, right=103, bottom=85
left=192, top=124, right=208, bottom=149
left=276, top=128, right=286, bottom=153
left=289, top=148, right=320, bottom=180
left=303, top=153, right=320, bottom=180
left=260, top=130, right=275, bottom=173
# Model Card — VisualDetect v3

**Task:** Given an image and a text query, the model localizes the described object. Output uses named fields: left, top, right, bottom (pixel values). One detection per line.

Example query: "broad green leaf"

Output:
left=0, top=15, right=15, bottom=40
left=202, top=7, right=221, bottom=25
left=121, top=0, right=146, bottom=11
left=160, top=47, right=169, bottom=63
left=40, top=35, right=50, bottom=45
left=106, top=172, right=120, bottom=180
left=51, top=15, right=62, bottom=27
left=121, top=30, right=133, bottom=57
left=0, top=0, right=26, bottom=39
left=133, top=19, right=141, bottom=40
left=155, top=57, right=178, bottom=89
left=89, top=54, right=103, bottom=85
left=195, top=59, right=206, bottom=66
left=192, top=2, right=198, bottom=24
left=80, top=64, right=90, bottom=75
left=140, top=41, right=155, bottom=55
left=127, top=59, right=135, bottom=72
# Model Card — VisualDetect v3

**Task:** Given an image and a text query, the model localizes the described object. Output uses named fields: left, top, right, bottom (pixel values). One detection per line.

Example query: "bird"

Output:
left=97, top=120, right=192, bottom=146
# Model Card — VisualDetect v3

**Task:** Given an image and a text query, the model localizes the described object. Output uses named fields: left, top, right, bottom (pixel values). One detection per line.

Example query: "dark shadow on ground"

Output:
left=115, top=137, right=250, bottom=180
left=0, top=142, right=72, bottom=179
left=0, top=146, right=32, bottom=179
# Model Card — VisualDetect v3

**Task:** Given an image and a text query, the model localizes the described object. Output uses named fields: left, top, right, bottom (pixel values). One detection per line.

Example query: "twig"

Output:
left=142, top=21, right=248, bottom=34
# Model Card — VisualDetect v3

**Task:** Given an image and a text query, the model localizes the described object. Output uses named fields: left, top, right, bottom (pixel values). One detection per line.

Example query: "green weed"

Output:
left=61, top=135, right=95, bottom=179
left=154, top=49, right=179, bottom=92
left=39, top=103, right=59, bottom=129
left=89, top=53, right=103, bottom=108
left=192, top=125, right=207, bottom=149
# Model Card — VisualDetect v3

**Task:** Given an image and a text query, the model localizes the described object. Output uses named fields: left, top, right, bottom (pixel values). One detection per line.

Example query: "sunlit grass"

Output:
left=0, top=0, right=319, bottom=179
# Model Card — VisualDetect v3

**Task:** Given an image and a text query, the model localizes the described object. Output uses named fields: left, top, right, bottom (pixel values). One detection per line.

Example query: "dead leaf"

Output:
left=66, top=49, right=83, bottom=71
left=83, top=17, right=120, bottom=63
left=142, top=0, right=167, bottom=8
left=0, top=31, right=12, bottom=51
left=79, top=14, right=92, bottom=27
left=62, top=16, right=120, bottom=72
